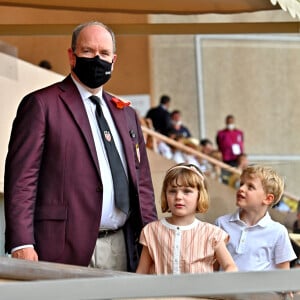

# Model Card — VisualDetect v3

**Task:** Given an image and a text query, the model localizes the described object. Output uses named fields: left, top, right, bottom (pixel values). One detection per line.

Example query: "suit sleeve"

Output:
left=4, top=93, right=46, bottom=252
left=134, top=111, right=158, bottom=225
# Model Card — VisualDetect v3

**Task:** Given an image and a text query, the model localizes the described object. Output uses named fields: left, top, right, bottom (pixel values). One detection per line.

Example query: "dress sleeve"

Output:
left=212, top=226, right=230, bottom=250
left=139, top=225, right=150, bottom=247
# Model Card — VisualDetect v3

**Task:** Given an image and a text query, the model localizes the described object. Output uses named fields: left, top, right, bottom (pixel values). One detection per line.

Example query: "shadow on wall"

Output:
left=0, top=52, right=64, bottom=193
left=0, top=197, right=4, bottom=256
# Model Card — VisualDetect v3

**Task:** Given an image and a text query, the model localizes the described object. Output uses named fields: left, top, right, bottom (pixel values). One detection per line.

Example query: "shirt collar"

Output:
left=71, top=75, right=103, bottom=101
left=161, top=217, right=200, bottom=231
left=230, top=209, right=271, bottom=228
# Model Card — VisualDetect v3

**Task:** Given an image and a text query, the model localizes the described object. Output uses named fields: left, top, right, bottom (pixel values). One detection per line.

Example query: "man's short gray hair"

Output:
left=71, top=21, right=116, bottom=53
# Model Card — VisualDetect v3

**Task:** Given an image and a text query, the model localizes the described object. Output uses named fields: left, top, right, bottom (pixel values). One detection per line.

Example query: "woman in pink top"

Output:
left=136, top=163, right=237, bottom=274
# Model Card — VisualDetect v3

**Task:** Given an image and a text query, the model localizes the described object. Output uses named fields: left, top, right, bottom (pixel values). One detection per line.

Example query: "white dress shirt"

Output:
left=72, top=77, right=127, bottom=229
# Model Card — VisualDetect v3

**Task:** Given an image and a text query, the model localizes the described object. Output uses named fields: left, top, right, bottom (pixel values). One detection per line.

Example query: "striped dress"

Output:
left=139, top=218, right=229, bottom=274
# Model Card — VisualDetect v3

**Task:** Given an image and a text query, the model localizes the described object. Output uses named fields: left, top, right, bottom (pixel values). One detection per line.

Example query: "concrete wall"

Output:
left=149, top=12, right=300, bottom=196
left=0, top=7, right=150, bottom=96
left=0, top=52, right=65, bottom=192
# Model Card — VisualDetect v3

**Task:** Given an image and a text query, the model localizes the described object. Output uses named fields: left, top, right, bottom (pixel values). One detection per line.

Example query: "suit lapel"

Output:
left=58, top=76, right=101, bottom=176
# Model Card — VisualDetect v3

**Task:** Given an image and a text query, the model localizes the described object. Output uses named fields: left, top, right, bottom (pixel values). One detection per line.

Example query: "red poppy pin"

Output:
left=111, top=97, right=131, bottom=109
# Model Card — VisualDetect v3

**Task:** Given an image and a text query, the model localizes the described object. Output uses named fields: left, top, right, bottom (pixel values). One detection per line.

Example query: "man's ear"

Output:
left=68, top=48, right=76, bottom=68
left=264, top=193, right=275, bottom=206
left=111, top=54, right=117, bottom=71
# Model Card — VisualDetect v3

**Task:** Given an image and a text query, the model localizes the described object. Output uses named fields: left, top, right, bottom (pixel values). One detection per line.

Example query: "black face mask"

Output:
left=73, top=55, right=112, bottom=89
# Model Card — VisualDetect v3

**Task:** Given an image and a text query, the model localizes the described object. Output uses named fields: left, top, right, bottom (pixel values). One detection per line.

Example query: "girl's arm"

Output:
left=215, top=241, right=238, bottom=272
left=136, top=246, right=153, bottom=274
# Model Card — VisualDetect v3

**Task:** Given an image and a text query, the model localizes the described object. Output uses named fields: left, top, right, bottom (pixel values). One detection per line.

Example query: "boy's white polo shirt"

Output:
left=215, top=209, right=296, bottom=271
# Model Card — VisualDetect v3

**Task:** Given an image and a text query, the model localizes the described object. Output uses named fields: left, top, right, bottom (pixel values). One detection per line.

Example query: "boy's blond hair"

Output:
left=241, top=165, right=284, bottom=206
left=161, top=163, right=209, bottom=213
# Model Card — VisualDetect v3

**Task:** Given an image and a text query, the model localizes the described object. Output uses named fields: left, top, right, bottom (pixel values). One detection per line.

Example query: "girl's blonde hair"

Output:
left=241, top=165, right=284, bottom=206
left=161, top=163, right=209, bottom=213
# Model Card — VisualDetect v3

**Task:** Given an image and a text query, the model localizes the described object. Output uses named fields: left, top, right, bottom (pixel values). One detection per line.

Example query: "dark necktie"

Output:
left=89, top=95, right=130, bottom=215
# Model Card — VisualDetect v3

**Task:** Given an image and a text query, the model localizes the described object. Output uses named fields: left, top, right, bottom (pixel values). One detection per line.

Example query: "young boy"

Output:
left=215, top=165, right=296, bottom=271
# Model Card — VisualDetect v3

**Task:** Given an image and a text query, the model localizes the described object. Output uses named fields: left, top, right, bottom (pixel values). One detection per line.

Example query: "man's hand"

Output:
left=11, top=248, right=38, bottom=261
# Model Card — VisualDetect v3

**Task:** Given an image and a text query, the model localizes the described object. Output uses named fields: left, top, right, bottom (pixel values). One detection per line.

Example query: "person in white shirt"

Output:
left=215, top=165, right=296, bottom=271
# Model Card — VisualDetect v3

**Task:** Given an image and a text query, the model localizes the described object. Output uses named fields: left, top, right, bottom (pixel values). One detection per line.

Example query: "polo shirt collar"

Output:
left=230, top=209, right=271, bottom=228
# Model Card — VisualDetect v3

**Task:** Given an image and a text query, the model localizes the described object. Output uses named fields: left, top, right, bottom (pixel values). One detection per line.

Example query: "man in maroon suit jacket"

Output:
left=4, top=21, right=157, bottom=272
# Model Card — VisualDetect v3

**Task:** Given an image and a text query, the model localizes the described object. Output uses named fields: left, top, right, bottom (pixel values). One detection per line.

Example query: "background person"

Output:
left=145, top=94, right=172, bottom=136
left=38, top=59, right=52, bottom=70
left=4, top=21, right=157, bottom=272
left=216, top=114, right=244, bottom=184
left=216, top=114, right=244, bottom=167
left=199, top=138, right=215, bottom=174
left=293, top=216, right=300, bottom=234
left=200, top=138, right=214, bottom=156
left=168, top=109, right=191, bottom=139
left=228, top=153, right=249, bottom=189
left=198, top=138, right=222, bottom=181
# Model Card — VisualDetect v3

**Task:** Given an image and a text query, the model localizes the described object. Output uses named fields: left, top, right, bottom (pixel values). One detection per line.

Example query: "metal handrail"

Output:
left=0, top=255, right=299, bottom=300
left=141, top=125, right=300, bottom=203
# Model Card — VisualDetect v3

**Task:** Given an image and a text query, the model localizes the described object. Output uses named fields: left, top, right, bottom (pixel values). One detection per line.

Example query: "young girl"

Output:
left=136, top=163, right=237, bottom=274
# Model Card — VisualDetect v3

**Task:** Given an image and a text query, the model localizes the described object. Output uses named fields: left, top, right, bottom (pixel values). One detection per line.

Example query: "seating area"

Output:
left=143, top=125, right=298, bottom=229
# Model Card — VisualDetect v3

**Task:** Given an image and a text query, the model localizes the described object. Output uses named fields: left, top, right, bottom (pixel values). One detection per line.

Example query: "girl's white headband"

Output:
left=166, top=165, right=204, bottom=182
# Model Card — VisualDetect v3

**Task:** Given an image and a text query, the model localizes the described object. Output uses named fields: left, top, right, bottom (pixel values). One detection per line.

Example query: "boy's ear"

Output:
left=264, top=193, right=275, bottom=206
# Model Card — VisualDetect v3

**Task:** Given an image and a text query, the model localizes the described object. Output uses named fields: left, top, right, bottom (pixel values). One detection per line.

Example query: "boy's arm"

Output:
left=136, top=246, right=153, bottom=274
left=276, top=261, right=290, bottom=269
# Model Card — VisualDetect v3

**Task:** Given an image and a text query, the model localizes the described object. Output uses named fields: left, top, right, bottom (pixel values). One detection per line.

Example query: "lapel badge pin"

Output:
left=104, top=130, right=112, bottom=142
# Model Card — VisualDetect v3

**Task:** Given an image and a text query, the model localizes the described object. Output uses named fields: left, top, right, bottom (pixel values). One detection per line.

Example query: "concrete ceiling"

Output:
left=0, top=0, right=299, bottom=35
left=0, top=0, right=281, bottom=14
